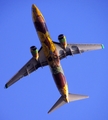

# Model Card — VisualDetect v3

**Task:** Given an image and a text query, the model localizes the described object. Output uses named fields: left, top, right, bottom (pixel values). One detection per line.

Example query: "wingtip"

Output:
left=4, top=84, right=8, bottom=89
left=101, top=44, right=104, bottom=49
left=47, top=111, right=50, bottom=114
left=84, top=95, right=89, bottom=99
left=47, top=109, right=52, bottom=114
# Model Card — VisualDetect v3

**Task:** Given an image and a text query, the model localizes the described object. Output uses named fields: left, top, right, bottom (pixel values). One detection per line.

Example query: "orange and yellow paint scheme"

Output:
left=32, top=4, right=69, bottom=102
left=5, top=4, right=103, bottom=113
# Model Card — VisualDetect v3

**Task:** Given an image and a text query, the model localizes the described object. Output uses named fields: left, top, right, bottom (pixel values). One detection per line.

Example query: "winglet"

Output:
left=101, top=44, right=104, bottom=49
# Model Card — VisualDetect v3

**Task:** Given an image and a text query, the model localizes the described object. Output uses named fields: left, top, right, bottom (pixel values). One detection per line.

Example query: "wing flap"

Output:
left=5, top=47, right=48, bottom=88
left=53, top=41, right=104, bottom=60
left=67, top=43, right=104, bottom=53
left=5, top=58, right=39, bottom=88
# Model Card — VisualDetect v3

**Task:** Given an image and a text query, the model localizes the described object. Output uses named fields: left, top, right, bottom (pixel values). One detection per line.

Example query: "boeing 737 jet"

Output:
left=5, top=4, right=104, bottom=113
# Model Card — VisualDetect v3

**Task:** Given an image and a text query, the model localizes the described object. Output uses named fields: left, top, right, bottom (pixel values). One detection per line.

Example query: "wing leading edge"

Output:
left=53, top=41, right=104, bottom=60
left=5, top=42, right=104, bottom=88
left=5, top=47, right=48, bottom=88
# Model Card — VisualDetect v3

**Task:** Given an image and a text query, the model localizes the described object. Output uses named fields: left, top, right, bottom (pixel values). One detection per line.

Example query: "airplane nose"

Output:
left=32, top=4, right=37, bottom=13
left=32, top=4, right=41, bottom=16
left=31, top=4, right=45, bottom=22
left=32, top=4, right=35, bottom=8
left=32, top=4, right=38, bottom=22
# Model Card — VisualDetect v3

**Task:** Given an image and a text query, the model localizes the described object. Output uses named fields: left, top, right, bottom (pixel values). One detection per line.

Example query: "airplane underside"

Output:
left=5, top=4, right=104, bottom=114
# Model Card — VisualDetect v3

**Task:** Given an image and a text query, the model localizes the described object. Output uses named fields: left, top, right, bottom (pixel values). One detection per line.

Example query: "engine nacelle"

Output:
left=30, top=46, right=39, bottom=60
left=58, top=34, right=67, bottom=49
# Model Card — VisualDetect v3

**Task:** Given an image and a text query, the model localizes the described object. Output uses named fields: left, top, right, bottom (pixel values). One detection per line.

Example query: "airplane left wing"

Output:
left=5, top=47, right=48, bottom=88
left=53, top=41, right=104, bottom=60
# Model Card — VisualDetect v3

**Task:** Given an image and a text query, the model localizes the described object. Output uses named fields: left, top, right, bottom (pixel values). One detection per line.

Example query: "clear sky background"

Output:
left=0, top=0, right=108, bottom=120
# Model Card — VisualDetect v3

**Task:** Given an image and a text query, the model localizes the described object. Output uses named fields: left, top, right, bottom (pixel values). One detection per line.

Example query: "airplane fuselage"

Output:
left=32, top=4, right=69, bottom=102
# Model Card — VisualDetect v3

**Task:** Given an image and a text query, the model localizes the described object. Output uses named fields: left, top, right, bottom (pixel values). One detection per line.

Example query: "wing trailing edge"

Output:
left=53, top=41, right=104, bottom=60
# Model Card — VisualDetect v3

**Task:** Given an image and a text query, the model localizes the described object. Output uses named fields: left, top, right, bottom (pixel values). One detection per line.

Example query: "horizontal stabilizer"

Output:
left=48, top=93, right=89, bottom=114
left=69, top=93, right=89, bottom=102
left=48, top=96, right=66, bottom=114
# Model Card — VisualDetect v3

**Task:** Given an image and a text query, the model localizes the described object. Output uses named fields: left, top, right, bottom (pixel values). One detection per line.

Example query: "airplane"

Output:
left=5, top=4, right=104, bottom=113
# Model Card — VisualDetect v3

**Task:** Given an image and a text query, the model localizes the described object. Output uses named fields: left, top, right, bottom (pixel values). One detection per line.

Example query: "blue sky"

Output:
left=0, top=0, right=108, bottom=120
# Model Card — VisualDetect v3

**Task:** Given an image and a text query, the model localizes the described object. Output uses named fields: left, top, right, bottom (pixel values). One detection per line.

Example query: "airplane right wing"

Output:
left=53, top=41, right=104, bottom=60
left=5, top=47, right=48, bottom=88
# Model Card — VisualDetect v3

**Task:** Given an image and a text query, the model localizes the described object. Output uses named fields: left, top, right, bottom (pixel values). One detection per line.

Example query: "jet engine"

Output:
left=30, top=46, right=39, bottom=60
left=58, top=34, right=67, bottom=49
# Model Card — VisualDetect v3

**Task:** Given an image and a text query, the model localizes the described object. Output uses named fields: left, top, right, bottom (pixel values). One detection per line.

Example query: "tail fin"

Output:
left=48, top=93, right=89, bottom=114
